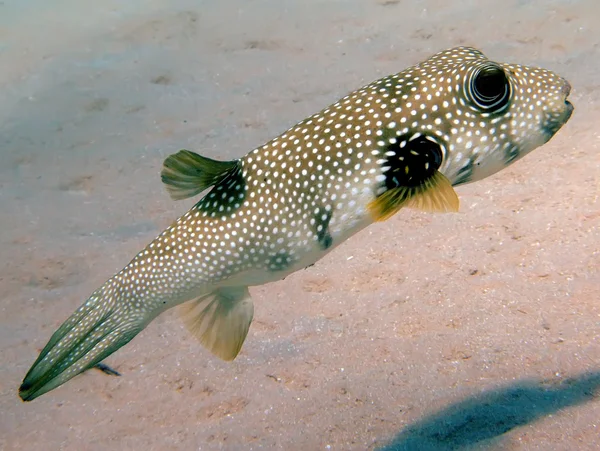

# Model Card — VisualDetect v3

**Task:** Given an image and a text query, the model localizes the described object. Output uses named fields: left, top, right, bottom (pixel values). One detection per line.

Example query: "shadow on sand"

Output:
left=380, top=371, right=600, bottom=451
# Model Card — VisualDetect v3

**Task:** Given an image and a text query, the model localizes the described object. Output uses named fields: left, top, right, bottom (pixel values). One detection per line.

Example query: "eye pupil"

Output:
left=471, top=66, right=510, bottom=110
left=475, top=69, right=505, bottom=98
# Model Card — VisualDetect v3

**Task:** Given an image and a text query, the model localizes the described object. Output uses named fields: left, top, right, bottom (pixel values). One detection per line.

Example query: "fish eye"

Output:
left=469, top=65, right=510, bottom=111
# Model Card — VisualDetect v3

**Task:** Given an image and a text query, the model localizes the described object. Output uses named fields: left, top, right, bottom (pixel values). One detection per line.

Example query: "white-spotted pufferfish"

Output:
left=19, top=47, right=573, bottom=401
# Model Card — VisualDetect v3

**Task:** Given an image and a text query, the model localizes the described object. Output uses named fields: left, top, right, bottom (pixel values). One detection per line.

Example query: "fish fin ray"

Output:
left=161, top=150, right=240, bottom=201
left=179, top=286, right=254, bottom=361
left=368, top=171, right=459, bottom=221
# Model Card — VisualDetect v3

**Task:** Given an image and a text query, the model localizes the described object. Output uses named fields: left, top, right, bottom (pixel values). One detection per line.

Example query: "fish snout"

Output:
left=561, top=79, right=572, bottom=97
left=561, top=78, right=574, bottom=120
left=564, top=99, right=574, bottom=120
left=560, top=78, right=574, bottom=119
left=540, top=85, right=574, bottom=138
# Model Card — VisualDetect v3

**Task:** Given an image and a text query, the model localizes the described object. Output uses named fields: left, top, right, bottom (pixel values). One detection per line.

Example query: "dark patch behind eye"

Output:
left=381, top=134, right=444, bottom=190
left=314, top=207, right=333, bottom=250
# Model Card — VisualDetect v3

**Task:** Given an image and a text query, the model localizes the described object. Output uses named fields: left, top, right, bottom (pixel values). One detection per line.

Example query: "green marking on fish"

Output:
left=19, top=47, right=573, bottom=401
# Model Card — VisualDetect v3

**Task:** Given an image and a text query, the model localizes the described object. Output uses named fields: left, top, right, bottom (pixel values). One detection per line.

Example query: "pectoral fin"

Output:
left=369, top=171, right=459, bottom=221
left=161, top=150, right=240, bottom=201
left=179, top=286, right=254, bottom=361
left=368, top=133, right=460, bottom=221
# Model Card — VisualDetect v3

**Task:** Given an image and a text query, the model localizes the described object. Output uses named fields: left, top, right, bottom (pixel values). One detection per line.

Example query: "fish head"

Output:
left=396, top=47, right=574, bottom=186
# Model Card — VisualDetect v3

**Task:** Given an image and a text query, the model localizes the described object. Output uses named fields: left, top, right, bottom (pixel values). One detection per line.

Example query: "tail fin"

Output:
left=19, top=285, right=144, bottom=401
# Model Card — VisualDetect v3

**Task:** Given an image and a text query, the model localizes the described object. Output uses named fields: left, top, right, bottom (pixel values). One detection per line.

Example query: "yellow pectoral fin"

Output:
left=368, top=171, right=459, bottom=222
left=404, top=171, right=460, bottom=213
left=179, top=286, right=254, bottom=361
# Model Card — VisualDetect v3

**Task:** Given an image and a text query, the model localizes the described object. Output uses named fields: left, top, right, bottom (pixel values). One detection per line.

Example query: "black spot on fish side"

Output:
left=314, top=207, right=333, bottom=250
left=267, top=250, right=295, bottom=272
left=504, top=144, right=521, bottom=165
left=382, top=134, right=443, bottom=190
left=454, top=159, right=474, bottom=186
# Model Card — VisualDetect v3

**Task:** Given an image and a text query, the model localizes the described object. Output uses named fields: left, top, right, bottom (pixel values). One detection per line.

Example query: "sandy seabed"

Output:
left=1, top=1, right=599, bottom=450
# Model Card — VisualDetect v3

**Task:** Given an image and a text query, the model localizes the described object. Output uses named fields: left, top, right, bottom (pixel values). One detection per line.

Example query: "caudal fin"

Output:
left=19, top=285, right=144, bottom=401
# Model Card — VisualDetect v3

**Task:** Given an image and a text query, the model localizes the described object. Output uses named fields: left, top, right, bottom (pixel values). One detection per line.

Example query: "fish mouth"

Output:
left=541, top=95, right=574, bottom=139
left=562, top=79, right=572, bottom=97
left=564, top=99, right=574, bottom=118
left=561, top=79, right=574, bottom=121
left=562, top=79, right=574, bottom=120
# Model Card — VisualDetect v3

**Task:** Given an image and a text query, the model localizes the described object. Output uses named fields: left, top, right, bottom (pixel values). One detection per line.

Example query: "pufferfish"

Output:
left=19, top=46, right=573, bottom=401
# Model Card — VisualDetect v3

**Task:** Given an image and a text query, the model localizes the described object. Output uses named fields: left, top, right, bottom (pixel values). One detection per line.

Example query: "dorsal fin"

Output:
left=161, top=150, right=240, bottom=201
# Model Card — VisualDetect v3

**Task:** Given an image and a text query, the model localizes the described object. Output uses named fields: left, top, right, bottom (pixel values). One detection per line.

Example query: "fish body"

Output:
left=20, top=47, right=573, bottom=401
